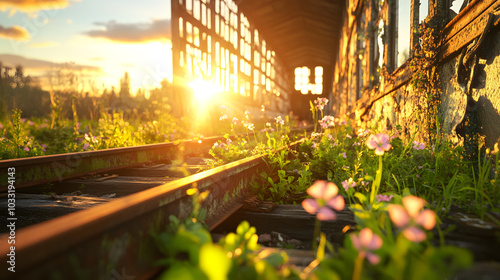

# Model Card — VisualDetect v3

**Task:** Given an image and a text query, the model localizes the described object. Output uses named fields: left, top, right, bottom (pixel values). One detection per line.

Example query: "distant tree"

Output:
left=119, top=72, right=131, bottom=98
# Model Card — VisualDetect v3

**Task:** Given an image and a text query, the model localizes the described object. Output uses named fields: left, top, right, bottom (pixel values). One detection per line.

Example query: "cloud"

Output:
left=0, top=25, right=30, bottom=41
left=0, top=0, right=71, bottom=13
left=30, top=41, right=59, bottom=48
left=85, top=19, right=171, bottom=43
left=0, top=54, right=101, bottom=73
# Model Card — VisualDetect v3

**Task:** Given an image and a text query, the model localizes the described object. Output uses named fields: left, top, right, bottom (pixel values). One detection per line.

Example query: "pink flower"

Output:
left=388, top=196, right=436, bottom=242
left=311, top=142, right=318, bottom=149
left=0, top=122, right=3, bottom=129
left=314, top=98, right=329, bottom=110
left=346, top=134, right=352, bottom=139
left=302, top=181, right=345, bottom=221
left=28, top=121, right=34, bottom=126
left=341, top=178, right=357, bottom=191
left=366, top=133, right=392, bottom=156
left=275, top=116, right=284, bottom=125
left=23, top=147, right=30, bottom=152
left=376, top=194, right=393, bottom=202
left=342, top=152, right=347, bottom=158
left=82, top=143, right=90, bottom=150
left=357, top=128, right=370, bottom=137
left=338, top=119, right=347, bottom=126
left=319, top=115, right=335, bottom=129
left=413, top=141, right=425, bottom=150
left=350, top=228, right=383, bottom=264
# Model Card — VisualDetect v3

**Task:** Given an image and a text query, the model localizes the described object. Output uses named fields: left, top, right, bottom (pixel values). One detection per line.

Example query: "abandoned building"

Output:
left=171, top=0, right=500, bottom=151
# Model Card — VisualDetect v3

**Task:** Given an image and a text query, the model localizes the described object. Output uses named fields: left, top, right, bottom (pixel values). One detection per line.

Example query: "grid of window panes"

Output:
left=294, top=66, right=323, bottom=95
left=174, top=0, right=290, bottom=109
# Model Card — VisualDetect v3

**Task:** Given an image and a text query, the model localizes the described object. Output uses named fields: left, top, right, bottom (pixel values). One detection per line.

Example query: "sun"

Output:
left=188, top=79, right=222, bottom=101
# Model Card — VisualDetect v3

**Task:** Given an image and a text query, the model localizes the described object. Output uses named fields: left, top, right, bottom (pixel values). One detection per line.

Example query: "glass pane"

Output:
left=419, top=0, right=428, bottom=22
left=397, top=0, right=411, bottom=67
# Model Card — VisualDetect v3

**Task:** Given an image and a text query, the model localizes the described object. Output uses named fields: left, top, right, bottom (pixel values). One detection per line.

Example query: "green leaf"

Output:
left=199, top=244, right=231, bottom=280
left=354, top=192, right=367, bottom=204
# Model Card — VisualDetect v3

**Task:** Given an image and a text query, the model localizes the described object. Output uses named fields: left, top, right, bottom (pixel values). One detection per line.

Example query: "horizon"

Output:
left=0, top=0, right=173, bottom=94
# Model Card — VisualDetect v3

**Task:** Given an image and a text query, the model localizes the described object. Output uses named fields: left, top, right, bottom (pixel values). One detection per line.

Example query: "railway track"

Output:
left=0, top=131, right=308, bottom=279
left=2, top=128, right=499, bottom=279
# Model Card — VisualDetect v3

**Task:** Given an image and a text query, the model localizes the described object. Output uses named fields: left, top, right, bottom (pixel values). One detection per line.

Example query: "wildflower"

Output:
left=232, top=117, right=239, bottom=125
left=244, top=122, right=254, bottom=131
left=82, top=143, right=90, bottom=150
left=416, top=174, right=420, bottom=178
left=357, top=128, right=370, bottom=137
left=366, top=133, right=392, bottom=156
left=418, top=166, right=423, bottom=169
left=346, top=134, right=352, bottom=139
left=350, top=228, right=383, bottom=264
left=219, top=114, right=228, bottom=121
left=341, top=178, right=357, bottom=191
left=302, top=180, right=345, bottom=221
left=352, top=142, right=361, bottom=146
left=28, top=121, right=34, bottom=126
left=413, top=141, right=425, bottom=150
left=342, top=152, right=347, bottom=158
left=311, top=142, right=318, bottom=149
left=84, top=133, right=90, bottom=141
left=314, top=98, right=329, bottom=110
left=261, top=105, right=265, bottom=111
left=361, top=180, right=369, bottom=187
left=327, top=134, right=334, bottom=141
left=311, top=132, right=322, bottom=138
left=76, top=122, right=81, bottom=129
left=23, top=147, right=29, bottom=152
left=319, top=115, right=335, bottom=129
left=376, top=194, right=393, bottom=202
left=41, top=144, right=47, bottom=152
left=275, top=116, right=284, bottom=125
left=20, top=118, right=27, bottom=123
left=266, top=122, right=271, bottom=127
left=338, top=119, right=347, bottom=126
left=0, top=122, right=3, bottom=129
left=388, top=195, right=436, bottom=242
left=342, top=165, right=349, bottom=169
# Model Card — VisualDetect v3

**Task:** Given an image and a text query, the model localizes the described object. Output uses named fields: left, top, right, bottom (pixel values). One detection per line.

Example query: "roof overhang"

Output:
left=239, top=0, right=345, bottom=76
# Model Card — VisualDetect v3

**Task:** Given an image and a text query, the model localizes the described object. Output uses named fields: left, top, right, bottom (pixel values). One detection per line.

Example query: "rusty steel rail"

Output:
left=0, top=139, right=305, bottom=280
left=0, top=137, right=222, bottom=192
left=0, top=127, right=313, bottom=192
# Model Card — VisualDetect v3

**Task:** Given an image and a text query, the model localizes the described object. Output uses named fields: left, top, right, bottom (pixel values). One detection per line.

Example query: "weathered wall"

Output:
left=330, top=0, right=500, bottom=151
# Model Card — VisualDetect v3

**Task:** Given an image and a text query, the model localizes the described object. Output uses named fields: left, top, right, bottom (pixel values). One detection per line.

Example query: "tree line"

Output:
left=0, top=62, right=175, bottom=122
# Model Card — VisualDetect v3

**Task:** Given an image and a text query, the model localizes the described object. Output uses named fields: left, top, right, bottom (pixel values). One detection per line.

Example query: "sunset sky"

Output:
left=0, top=0, right=173, bottom=94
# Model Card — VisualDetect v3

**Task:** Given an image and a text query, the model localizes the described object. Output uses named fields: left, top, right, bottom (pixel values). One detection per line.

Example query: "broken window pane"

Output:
left=419, top=0, right=428, bottom=22
left=397, top=0, right=411, bottom=67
